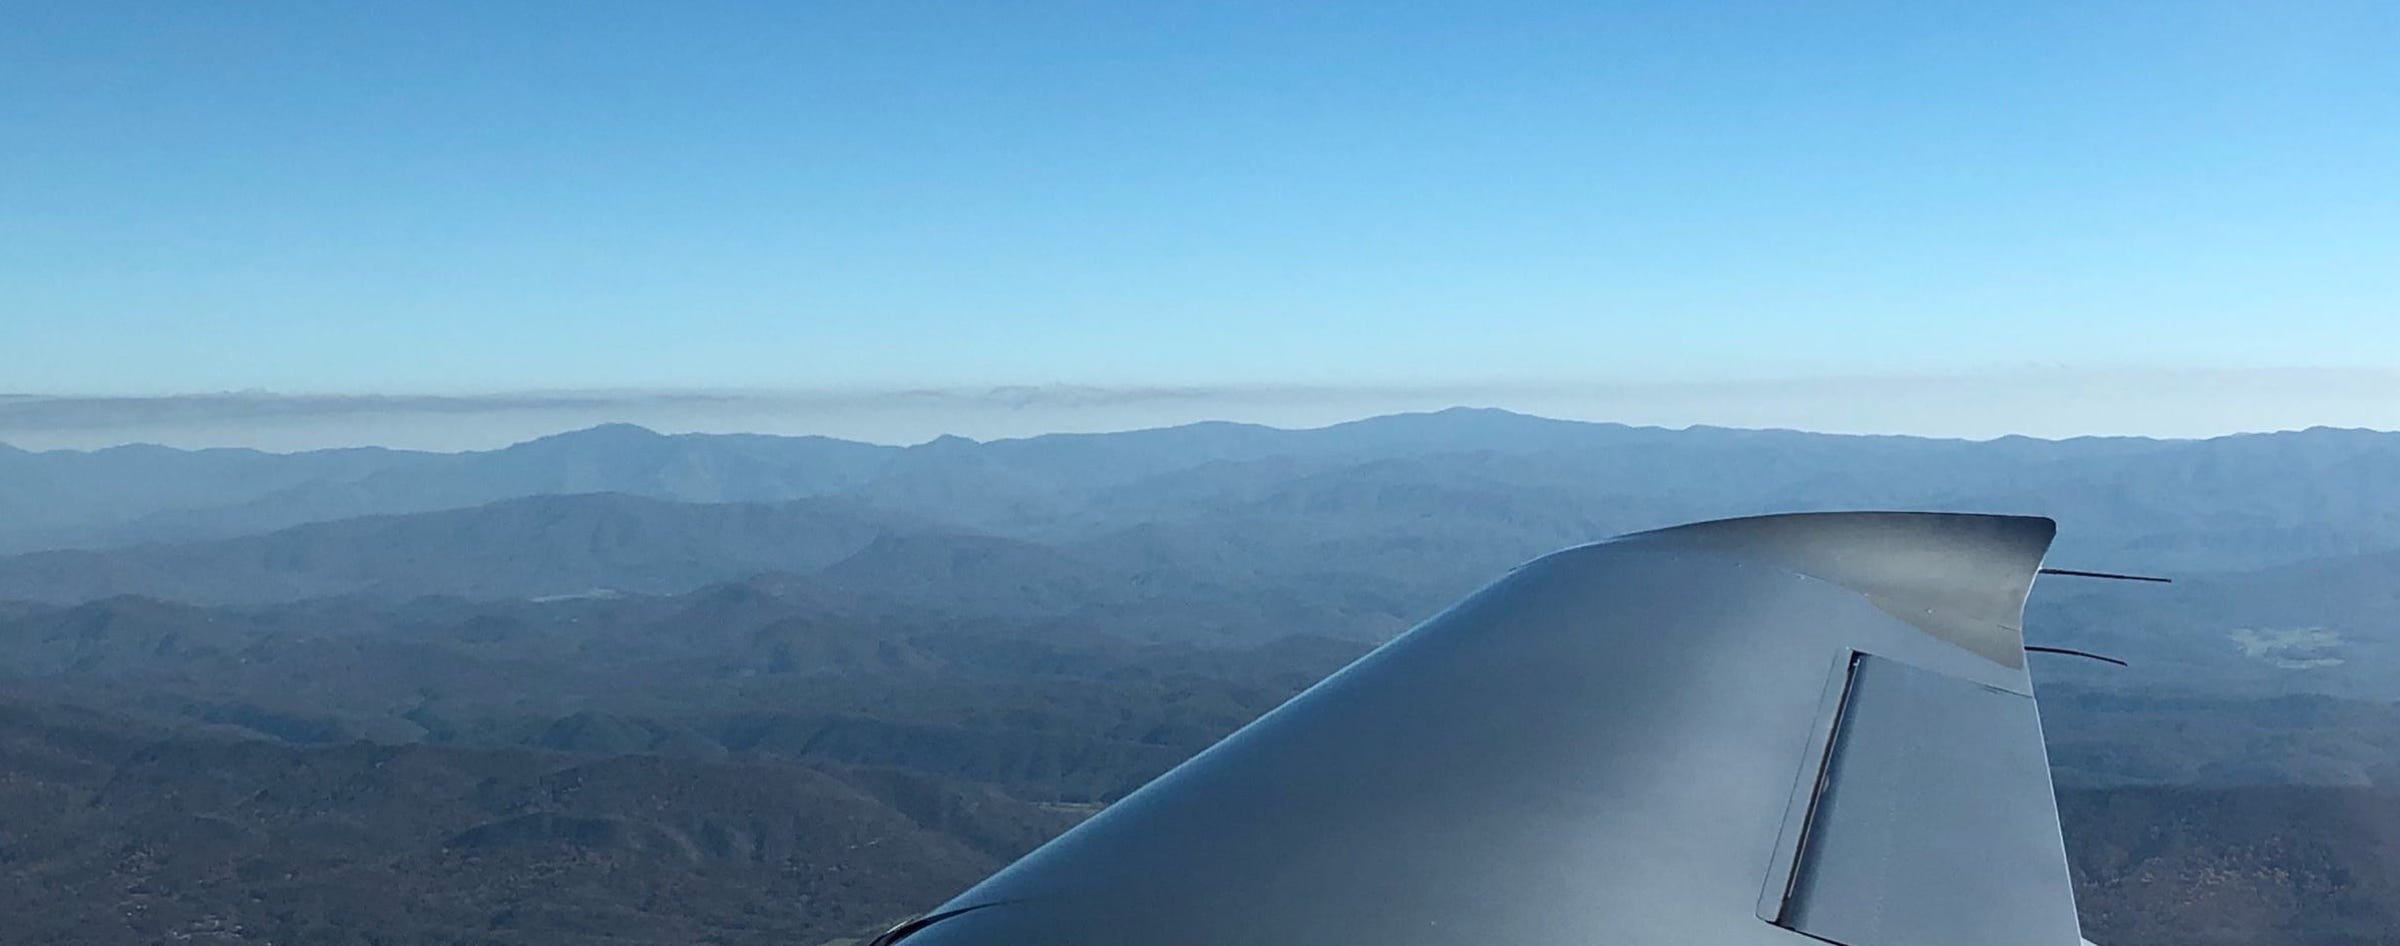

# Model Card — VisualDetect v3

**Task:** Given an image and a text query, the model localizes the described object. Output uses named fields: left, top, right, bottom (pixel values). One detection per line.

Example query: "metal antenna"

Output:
left=2037, top=567, right=2171, bottom=583
left=2023, top=645, right=2128, bottom=667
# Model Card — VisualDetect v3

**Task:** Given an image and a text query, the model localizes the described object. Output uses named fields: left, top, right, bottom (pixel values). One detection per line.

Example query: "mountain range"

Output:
left=9, top=411, right=2400, bottom=699
left=10, top=408, right=2400, bottom=944
left=15, top=410, right=2400, bottom=574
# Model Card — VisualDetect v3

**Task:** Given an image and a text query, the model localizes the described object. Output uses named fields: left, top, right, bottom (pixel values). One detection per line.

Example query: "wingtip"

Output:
left=1606, top=511, right=2057, bottom=668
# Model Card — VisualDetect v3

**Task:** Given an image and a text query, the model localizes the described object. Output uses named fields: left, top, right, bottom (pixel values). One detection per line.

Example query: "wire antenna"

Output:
left=2024, top=645, right=2128, bottom=667
left=2037, top=567, right=2171, bottom=583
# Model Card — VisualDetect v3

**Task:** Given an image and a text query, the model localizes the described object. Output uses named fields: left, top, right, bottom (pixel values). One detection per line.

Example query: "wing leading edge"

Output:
left=888, top=511, right=2084, bottom=946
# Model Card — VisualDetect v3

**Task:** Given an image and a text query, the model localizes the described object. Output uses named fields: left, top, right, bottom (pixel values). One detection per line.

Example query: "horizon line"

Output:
left=5, top=399, right=2396, bottom=457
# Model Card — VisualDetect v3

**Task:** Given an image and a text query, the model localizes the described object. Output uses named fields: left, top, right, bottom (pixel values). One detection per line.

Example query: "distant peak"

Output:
left=579, top=422, right=664, bottom=437
left=517, top=423, right=666, bottom=447
left=1391, top=406, right=1539, bottom=421
left=1326, top=406, right=1571, bottom=432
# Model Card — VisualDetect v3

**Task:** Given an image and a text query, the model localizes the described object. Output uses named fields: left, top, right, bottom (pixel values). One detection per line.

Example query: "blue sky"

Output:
left=5, top=2, right=2398, bottom=445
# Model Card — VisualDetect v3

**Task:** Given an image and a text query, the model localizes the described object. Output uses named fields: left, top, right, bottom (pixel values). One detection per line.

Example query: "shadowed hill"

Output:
left=8, top=678, right=2400, bottom=946
left=2060, top=785, right=2400, bottom=946
left=0, top=580, right=1379, bottom=800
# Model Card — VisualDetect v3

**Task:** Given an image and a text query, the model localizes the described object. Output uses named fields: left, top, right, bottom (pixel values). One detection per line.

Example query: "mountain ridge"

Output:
left=17, top=410, right=2400, bottom=580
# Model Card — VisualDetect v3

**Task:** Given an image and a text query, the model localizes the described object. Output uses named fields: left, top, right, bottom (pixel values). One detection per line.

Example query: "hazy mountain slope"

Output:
left=0, top=493, right=905, bottom=605
left=0, top=425, right=902, bottom=552
left=0, top=441, right=427, bottom=553
left=1067, top=454, right=1630, bottom=612
left=115, top=424, right=903, bottom=546
left=15, top=428, right=2400, bottom=698
left=821, top=531, right=1135, bottom=615
left=2027, top=545, right=2400, bottom=702
left=19, top=411, right=2400, bottom=578
left=0, top=497, right=1448, bottom=641
left=785, top=415, right=2400, bottom=573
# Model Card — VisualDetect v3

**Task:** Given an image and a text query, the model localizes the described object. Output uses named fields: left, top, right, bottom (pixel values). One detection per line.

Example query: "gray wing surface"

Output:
left=887, top=511, right=2087, bottom=946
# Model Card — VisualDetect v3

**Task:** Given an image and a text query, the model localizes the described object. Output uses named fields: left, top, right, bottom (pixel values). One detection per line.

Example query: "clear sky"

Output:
left=5, top=2, right=2398, bottom=446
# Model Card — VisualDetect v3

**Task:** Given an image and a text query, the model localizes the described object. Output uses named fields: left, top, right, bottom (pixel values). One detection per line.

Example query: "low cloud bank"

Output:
left=5, top=368, right=2397, bottom=452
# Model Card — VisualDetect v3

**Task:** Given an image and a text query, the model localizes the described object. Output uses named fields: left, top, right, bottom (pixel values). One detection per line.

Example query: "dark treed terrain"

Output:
left=8, top=410, right=2400, bottom=944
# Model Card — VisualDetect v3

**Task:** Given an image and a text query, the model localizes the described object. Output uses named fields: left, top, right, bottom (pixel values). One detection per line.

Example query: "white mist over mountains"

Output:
left=7, top=366, right=2400, bottom=452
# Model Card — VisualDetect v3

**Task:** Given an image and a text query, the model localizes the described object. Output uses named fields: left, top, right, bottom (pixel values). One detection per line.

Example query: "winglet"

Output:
left=1615, top=511, right=2057, bottom=667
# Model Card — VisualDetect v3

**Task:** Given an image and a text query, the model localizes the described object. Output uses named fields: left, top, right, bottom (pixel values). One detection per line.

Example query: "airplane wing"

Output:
left=879, top=511, right=2088, bottom=945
